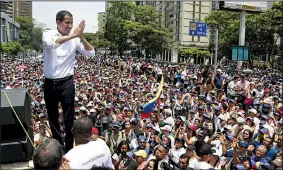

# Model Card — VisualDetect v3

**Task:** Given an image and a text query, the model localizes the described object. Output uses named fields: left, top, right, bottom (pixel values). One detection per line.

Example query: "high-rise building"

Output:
left=0, top=1, right=13, bottom=17
left=0, top=1, right=32, bottom=18
left=136, top=1, right=212, bottom=62
left=98, top=12, right=106, bottom=32
left=13, top=1, right=32, bottom=17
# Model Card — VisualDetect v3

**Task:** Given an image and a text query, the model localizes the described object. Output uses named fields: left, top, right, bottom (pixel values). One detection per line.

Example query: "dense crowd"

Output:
left=1, top=55, right=282, bottom=170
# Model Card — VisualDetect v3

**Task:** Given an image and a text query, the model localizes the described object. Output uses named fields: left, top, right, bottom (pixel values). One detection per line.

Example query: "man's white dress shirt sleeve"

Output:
left=75, top=38, right=95, bottom=57
left=42, top=31, right=61, bottom=49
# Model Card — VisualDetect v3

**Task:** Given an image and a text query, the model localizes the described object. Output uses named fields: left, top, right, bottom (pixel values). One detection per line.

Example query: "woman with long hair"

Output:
left=142, top=159, right=158, bottom=170
left=112, top=140, right=131, bottom=169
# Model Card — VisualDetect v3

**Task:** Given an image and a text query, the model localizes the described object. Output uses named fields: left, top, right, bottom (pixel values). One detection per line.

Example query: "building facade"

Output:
left=136, top=1, right=212, bottom=62
left=0, top=12, right=20, bottom=44
left=98, top=12, right=106, bottom=32
left=13, top=1, right=32, bottom=17
left=104, top=1, right=212, bottom=62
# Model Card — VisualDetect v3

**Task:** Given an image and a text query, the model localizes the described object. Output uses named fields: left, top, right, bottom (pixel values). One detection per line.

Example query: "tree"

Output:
left=204, top=11, right=239, bottom=60
left=16, top=16, right=45, bottom=52
left=204, top=4, right=282, bottom=69
left=104, top=2, right=136, bottom=57
left=104, top=2, right=171, bottom=58
left=84, top=32, right=112, bottom=55
left=125, top=20, right=170, bottom=58
left=180, top=47, right=199, bottom=62
left=2, top=42, right=23, bottom=60
left=127, top=5, right=171, bottom=58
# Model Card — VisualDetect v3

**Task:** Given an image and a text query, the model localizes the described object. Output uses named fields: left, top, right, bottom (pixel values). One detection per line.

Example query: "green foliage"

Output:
left=180, top=47, right=210, bottom=60
left=104, top=2, right=170, bottom=57
left=1, top=42, right=23, bottom=58
left=16, top=16, right=45, bottom=52
left=204, top=3, right=282, bottom=68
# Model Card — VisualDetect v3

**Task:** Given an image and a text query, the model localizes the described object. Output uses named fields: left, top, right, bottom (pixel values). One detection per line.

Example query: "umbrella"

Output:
left=243, top=69, right=253, bottom=74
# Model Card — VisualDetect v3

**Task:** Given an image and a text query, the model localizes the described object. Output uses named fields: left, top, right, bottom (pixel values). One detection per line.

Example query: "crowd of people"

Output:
left=1, top=55, right=282, bottom=170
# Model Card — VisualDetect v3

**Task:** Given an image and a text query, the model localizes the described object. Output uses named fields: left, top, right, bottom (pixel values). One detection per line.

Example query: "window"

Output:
left=169, top=14, right=173, bottom=18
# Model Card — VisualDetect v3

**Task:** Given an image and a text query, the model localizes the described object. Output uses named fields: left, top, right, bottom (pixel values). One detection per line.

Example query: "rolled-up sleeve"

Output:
left=76, top=38, right=95, bottom=57
left=42, top=31, right=61, bottom=49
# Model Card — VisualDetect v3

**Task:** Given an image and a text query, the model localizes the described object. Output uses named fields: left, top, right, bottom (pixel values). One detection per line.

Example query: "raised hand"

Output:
left=74, top=20, right=85, bottom=38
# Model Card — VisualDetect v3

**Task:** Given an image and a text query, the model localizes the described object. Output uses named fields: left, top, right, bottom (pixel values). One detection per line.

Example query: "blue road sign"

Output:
left=189, top=21, right=207, bottom=36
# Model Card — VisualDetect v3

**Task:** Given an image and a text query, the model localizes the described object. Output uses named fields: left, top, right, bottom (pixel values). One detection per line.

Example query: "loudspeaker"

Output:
left=0, top=89, right=34, bottom=163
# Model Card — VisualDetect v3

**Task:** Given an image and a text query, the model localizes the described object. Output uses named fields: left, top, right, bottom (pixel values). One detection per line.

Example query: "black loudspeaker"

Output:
left=0, top=89, right=34, bottom=163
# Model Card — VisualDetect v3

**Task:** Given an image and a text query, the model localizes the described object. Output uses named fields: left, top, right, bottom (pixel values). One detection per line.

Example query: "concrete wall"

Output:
left=0, top=12, right=20, bottom=44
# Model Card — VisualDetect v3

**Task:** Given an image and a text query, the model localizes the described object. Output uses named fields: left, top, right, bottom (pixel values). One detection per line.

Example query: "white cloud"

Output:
left=32, top=1, right=105, bottom=33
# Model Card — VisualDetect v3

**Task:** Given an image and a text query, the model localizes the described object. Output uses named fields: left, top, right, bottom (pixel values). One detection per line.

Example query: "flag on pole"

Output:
left=141, top=75, right=164, bottom=119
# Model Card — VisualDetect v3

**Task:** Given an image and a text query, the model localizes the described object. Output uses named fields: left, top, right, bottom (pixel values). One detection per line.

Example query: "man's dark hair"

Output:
left=73, top=117, right=93, bottom=137
left=56, top=10, right=72, bottom=22
left=179, top=154, right=189, bottom=163
left=199, top=143, right=212, bottom=156
left=33, top=138, right=63, bottom=170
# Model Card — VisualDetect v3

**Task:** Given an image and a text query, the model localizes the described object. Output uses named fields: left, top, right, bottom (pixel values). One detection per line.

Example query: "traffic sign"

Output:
left=189, top=21, right=207, bottom=37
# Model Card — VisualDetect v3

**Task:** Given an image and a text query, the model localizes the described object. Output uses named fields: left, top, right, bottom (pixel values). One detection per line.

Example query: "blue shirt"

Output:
left=264, top=147, right=278, bottom=161
left=214, top=74, right=223, bottom=89
left=250, top=155, right=269, bottom=164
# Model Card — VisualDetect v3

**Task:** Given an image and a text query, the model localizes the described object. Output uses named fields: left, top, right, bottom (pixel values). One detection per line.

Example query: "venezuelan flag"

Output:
left=141, top=75, right=164, bottom=119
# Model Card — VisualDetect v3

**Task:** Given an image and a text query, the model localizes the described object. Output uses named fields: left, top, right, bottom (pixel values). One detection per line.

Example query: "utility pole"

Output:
left=214, top=28, right=219, bottom=72
left=238, top=10, right=246, bottom=70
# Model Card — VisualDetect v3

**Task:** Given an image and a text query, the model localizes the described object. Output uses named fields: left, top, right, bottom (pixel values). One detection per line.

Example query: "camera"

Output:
left=160, top=162, right=174, bottom=170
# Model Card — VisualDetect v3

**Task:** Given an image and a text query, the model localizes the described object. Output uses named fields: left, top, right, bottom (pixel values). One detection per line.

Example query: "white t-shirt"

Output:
left=188, top=157, right=199, bottom=169
left=194, top=161, right=213, bottom=169
left=65, top=141, right=114, bottom=169
left=253, top=89, right=264, bottom=104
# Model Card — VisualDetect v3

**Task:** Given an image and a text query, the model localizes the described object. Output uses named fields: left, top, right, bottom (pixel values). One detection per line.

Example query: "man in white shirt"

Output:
left=64, top=117, right=114, bottom=169
left=42, top=10, right=95, bottom=152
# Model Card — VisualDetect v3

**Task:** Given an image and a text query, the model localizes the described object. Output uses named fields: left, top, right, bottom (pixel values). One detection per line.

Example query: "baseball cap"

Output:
left=239, top=141, right=249, bottom=148
left=39, top=113, right=46, bottom=118
left=189, top=124, right=198, bottom=131
left=161, top=125, right=172, bottom=132
left=249, top=108, right=257, bottom=115
left=146, top=124, right=153, bottom=128
left=186, top=145, right=196, bottom=151
left=138, top=136, right=146, bottom=142
left=92, top=127, right=99, bottom=135
left=237, top=117, right=245, bottom=124
left=259, top=128, right=269, bottom=135
left=226, top=134, right=234, bottom=141
left=134, top=150, right=147, bottom=159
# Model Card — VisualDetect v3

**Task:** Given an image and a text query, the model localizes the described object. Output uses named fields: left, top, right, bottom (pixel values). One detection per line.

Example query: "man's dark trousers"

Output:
left=44, top=76, right=75, bottom=152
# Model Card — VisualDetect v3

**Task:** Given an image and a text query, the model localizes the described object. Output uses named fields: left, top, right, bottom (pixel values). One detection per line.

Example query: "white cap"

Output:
left=164, top=109, right=172, bottom=116
left=216, top=69, right=222, bottom=73
left=161, top=125, right=172, bottom=132
left=219, top=114, right=227, bottom=121
left=86, top=102, right=93, bottom=107
left=249, top=108, right=257, bottom=114
left=80, top=106, right=86, bottom=111
left=90, top=109, right=95, bottom=113
left=237, top=117, right=245, bottom=124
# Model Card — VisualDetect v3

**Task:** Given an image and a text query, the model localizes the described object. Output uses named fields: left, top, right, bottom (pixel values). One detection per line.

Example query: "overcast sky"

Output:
left=32, top=2, right=105, bottom=33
